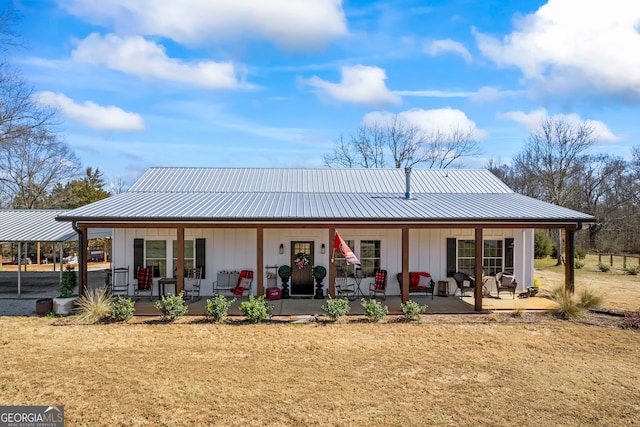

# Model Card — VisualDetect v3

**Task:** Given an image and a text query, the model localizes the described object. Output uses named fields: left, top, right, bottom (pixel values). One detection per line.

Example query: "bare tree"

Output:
left=324, top=114, right=481, bottom=169
left=0, top=127, right=80, bottom=208
left=513, top=117, right=597, bottom=264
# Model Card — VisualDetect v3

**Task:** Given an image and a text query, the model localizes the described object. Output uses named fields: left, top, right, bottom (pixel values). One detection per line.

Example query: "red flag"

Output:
left=334, top=231, right=360, bottom=265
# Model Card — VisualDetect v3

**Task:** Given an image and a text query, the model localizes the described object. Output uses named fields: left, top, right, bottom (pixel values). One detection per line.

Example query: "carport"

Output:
left=0, top=210, right=110, bottom=297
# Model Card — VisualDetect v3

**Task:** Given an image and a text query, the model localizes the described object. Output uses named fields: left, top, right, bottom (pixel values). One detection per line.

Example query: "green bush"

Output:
left=575, top=247, right=587, bottom=259
left=239, top=295, right=273, bottom=323
left=321, top=296, right=351, bottom=321
left=58, top=266, right=77, bottom=298
left=360, top=298, right=388, bottom=322
left=111, top=296, right=135, bottom=322
left=400, top=300, right=427, bottom=322
left=624, top=265, right=640, bottom=276
left=205, top=295, right=236, bottom=322
left=75, top=287, right=112, bottom=323
left=598, top=263, right=611, bottom=272
left=574, top=259, right=585, bottom=269
left=534, top=230, right=553, bottom=259
left=154, top=292, right=188, bottom=322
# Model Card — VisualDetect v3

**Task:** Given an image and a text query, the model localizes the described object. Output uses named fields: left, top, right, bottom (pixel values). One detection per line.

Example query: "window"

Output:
left=455, top=239, right=507, bottom=277
left=334, top=239, right=354, bottom=277
left=145, top=240, right=166, bottom=277
left=359, top=240, right=381, bottom=277
left=457, top=240, right=475, bottom=276
left=483, top=240, right=503, bottom=277
left=173, top=240, right=194, bottom=272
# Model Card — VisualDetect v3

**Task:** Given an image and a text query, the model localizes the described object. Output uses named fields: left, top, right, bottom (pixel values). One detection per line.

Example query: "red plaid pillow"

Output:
left=374, top=270, right=386, bottom=290
left=137, top=267, right=153, bottom=290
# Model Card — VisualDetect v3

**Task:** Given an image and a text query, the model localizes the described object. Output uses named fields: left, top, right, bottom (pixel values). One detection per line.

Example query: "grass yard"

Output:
left=0, top=254, right=639, bottom=426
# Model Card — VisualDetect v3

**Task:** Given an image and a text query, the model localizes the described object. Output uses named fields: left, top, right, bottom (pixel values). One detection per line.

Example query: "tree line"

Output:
left=324, top=115, right=640, bottom=254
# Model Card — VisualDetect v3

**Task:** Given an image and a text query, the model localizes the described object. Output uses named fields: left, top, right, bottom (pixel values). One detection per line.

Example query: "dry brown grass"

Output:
left=1, top=256, right=639, bottom=426
left=0, top=314, right=638, bottom=426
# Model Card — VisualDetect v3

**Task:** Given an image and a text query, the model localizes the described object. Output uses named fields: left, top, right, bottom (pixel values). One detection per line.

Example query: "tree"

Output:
left=324, top=114, right=481, bottom=169
left=0, top=127, right=80, bottom=208
left=513, top=117, right=597, bottom=264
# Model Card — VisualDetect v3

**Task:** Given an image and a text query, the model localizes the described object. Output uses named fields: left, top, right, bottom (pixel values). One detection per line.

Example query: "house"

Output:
left=56, top=167, right=595, bottom=311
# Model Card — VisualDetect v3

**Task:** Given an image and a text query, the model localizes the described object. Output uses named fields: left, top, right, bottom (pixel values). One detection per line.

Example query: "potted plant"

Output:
left=278, top=265, right=292, bottom=299
left=312, top=265, right=327, bottom=299
left=53, top=266, right=79, bottom=315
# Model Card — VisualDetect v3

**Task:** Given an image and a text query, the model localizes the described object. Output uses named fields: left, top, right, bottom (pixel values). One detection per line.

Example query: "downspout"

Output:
left=72, top=221, right=84, bottom=296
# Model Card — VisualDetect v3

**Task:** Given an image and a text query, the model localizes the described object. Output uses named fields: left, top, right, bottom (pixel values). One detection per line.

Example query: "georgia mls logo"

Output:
left=0, top=405, right=64, bottom=427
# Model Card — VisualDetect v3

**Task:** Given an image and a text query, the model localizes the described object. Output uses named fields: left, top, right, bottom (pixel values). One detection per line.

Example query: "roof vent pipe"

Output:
left=405, top=167, right=412, bottom=199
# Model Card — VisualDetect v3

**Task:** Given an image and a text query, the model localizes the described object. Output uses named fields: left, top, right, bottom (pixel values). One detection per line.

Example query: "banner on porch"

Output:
left=333, top=231, right=360, bottom=265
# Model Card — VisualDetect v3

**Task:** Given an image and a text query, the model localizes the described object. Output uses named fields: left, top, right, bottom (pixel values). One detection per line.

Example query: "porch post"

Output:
left=401, top=226, right=409, bottom=303
left=176, top=226, right=184, bottom=294
left=474, top=226, right=483, bottom=312
left=565, top=226, right=575, bottom=294
left=257, top=227, right=264, bottom=295
left=79, top=225, right=88, bottom=296
left=328, top=226, right=335, bottom=298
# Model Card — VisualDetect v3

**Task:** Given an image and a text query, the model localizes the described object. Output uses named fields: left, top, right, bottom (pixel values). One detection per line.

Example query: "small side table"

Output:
left=437, top=280, right=449, bottom=297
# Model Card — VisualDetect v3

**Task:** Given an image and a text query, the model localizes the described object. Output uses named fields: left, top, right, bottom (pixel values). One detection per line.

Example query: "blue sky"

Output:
left=12, top=0, right=640, bottom=187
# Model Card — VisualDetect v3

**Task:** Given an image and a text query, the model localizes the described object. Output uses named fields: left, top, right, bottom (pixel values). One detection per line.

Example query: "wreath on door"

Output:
left=293, top=252, right=310, bottom=269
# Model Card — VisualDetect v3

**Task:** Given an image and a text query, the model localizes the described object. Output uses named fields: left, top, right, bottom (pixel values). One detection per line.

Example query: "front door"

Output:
left=290, top=241, right=314, bottom=296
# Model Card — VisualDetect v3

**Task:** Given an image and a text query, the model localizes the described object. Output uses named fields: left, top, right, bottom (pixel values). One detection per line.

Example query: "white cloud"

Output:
left=498, top=108, right=619, bottom=142
left=305, top=65, right=401, bottom=106
left=363, top=108, right=487, bottom=140
left=37, top=91, right=145, bottom=131
left=474, top=0, right=640, bottom=101
left=60, top=0, right=347, bottom=50
left=72, top=33, right=242, bottom=90
left=424, top=39, right=472, bottom=63
left=393, top=89, right=475, bottom=98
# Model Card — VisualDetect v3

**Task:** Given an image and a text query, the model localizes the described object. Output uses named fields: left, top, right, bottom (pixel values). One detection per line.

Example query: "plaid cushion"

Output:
left=374, top=270, right=387, bottom=290
left=232, top=286, right=245, bottom=296
left=137, top=267, right=153, bottom=290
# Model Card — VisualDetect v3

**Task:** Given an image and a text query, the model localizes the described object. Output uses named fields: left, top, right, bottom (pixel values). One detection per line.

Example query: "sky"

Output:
left=11, top=0, right=640, bottom=188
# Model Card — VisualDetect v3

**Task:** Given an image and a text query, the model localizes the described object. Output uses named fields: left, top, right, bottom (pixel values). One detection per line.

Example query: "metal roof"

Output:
left=0, top=210, right=78, bottom=242
left=0, top=210, right=112, bottom=242
left=128, top=167, right=514, bottom=194
left=57, top=168, right=596, bottom=224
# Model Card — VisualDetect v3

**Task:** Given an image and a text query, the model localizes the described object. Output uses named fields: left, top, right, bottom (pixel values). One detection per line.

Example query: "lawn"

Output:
left=0, top=255, right=639, bottom=426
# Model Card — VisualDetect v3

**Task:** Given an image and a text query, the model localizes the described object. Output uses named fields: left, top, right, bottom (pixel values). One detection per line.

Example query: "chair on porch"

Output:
left=397, top=272, right=435, bottom=299
left=183, top=267, right=202, bottom=301
left=231, top=270, right=253, bottom=296
left=453, top=272, right=475, bottom=298
left=110, top=266, right=130, bottom=296
left=369, top=269, right=388, bottom=300
left=495, top=272, right=517, bottom=299
left=134, top=266, right=154, bottom=299
left=335, top=265, right=355, bottom=301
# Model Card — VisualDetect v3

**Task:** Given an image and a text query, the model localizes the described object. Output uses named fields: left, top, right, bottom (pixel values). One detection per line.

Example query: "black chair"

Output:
left=453, top=272, right=475, bottom=298
left=397, top=272, right=435, bottom=299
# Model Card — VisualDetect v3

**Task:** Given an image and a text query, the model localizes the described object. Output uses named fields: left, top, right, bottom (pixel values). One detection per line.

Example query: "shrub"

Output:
left=577, top=287, right=603, bottom=309
left=534, top=230, right=553, bottom=259
left=75, top=287, right=112, bottom=323
left=111, top=296, right=135, bottom=322
left=154, top=292, right=188, bottom=322
left=58, top=266, right=77, bottom=298
left=624, top=265, right=640, bottom=276
left=574, top=259, right=585, bottom=269
left=321, top=296, right=351, bottom=321
left=621, top=311, right=640, bottom=330
left=400, top=300, right=427, bottom=322
left=361, top=298, right=388, bottom=322
left=549, top=286, right=582, bottom=319
left=575, top=247, right=587, bottom=259
left=239, top=295, right=273, bottom=323
left=598, top=263, right=611, bottom=272
left=205, top=295, right=236, bottom=322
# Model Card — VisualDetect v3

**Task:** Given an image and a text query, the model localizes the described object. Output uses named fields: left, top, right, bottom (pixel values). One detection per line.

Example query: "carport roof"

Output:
left=0, top=210, right=110, bottom=242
